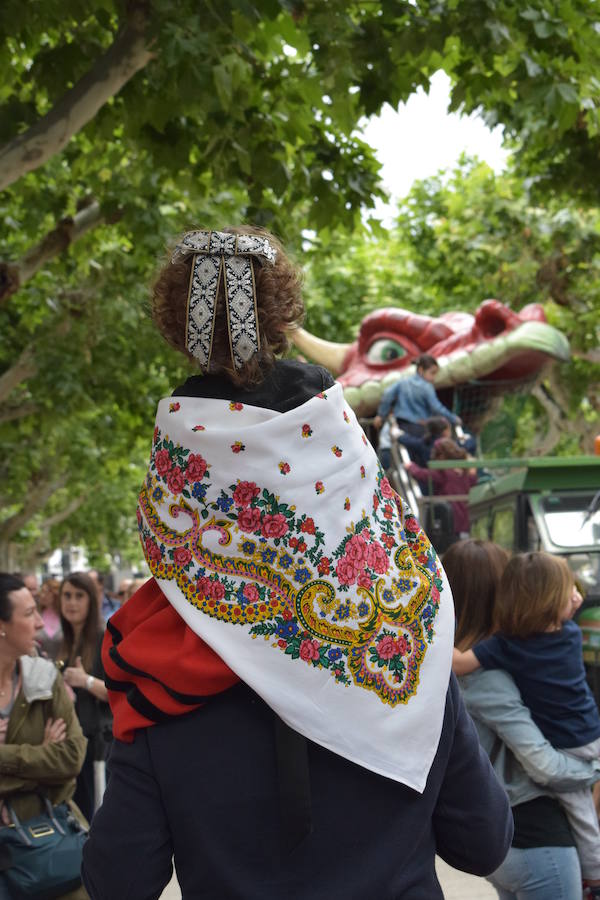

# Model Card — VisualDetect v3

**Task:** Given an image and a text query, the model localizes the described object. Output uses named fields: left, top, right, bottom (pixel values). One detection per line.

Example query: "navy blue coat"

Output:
left=82, top=675, right=511, bottom=899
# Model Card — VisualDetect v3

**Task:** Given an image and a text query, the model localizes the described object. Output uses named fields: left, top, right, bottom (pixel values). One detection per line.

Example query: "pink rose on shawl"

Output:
left=394, top=635, right=410, bottom=657
left=196, top=576, right=212, bottom=597
left=404, top=516, right=419, bottom=534
left=366, top=541, right=389, bottom=575
left=373, top=493, right=379, bottom=511
left=233, top=481, right=260, bottom=507
left=243, top=584, right=260, bottom=603
left=357, top=571, right=373, bottom=589
left=381, top=477, right=393, bottom=499
left=186, top=453, right=207, bottom=482
left=173, top=547, right=192, bottom=567
left=345, top=535, right=368, bottom=565
left=145, top=537, right=162, bottom=563
left=155, top=449, right=172, bottom=477
left=167, top=466, right=185, bottom=495
left=299, top=639, right=320, bottom=662
left=211, top=581, right=226, bottom=601
left=261, top=513, right=289, bottom=539
left=382, top=533, right=396, bottom=550
left=336, top=556, right=358, bottom=586
left=300, top=517, right=315, bottom=534
left=237, top=507, right=262, bottom=533
left=377, top=635, right=399, bottom=660
left=383, top=504, right=394, bottom=520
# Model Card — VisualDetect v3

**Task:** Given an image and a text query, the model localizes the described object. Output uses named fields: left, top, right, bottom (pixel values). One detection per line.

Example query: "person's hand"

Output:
left=43, top=717, right=66, bottom=744
left=567, top=586, right=584, bottom=619
left=373, top=415, right=383, bottom=430
left=63, top=656, right=88, bottom=690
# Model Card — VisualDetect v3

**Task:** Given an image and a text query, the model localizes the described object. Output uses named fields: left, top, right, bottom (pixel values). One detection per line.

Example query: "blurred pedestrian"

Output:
left=36, top=576, right=63, bottom=660
left=58, top=573, right=111, bottom=823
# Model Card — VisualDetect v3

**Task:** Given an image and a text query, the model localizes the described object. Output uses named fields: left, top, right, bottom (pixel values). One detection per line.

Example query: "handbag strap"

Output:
left=0, top=792, right=66, bottom=845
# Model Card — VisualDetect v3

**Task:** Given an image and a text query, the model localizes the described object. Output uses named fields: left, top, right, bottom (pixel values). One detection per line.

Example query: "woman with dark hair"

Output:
left=444, top=540, right=600, bottom=899
left=0, top=573, right=87, bottom=899
left=58, top=573, right=111, bottom=823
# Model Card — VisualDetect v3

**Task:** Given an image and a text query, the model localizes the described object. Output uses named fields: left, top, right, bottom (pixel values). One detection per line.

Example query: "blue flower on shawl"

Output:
left=192, top=483, right=207, bottom=500
left=216, top=496, right=233, bottom=512
left=294, top=567, right=311, bottom=584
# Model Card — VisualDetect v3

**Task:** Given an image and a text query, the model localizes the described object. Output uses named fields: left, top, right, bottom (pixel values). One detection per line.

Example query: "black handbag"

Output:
left=0, top=796, right=87, bottom=899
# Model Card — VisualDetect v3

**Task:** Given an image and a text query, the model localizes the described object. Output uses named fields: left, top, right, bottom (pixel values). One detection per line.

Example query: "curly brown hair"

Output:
left=151, top=225, right=305, bottom=386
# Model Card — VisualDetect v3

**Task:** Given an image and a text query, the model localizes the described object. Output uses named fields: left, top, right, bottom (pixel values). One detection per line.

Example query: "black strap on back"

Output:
left=274, top=716, right=313, bottom=854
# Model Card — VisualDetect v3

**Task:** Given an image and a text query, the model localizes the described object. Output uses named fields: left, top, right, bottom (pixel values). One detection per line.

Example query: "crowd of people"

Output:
left=2, top=226, right=597, bottom=900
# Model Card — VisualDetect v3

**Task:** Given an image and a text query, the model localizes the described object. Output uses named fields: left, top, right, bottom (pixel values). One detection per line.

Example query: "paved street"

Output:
left=159, top=858, right=499, bottom=898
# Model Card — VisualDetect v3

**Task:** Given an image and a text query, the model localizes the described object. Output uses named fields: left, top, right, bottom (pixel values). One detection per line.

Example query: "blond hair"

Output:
left=495, top=552, right=573, bottom=638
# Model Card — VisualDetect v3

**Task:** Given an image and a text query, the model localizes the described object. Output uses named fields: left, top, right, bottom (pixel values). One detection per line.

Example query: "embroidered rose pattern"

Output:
left=192, top=425, right=205, bottom=432
left=331, top=446, right=342, bottom=458
left=138, top=426, right=443, bottom=705
left=231, top=441, right=245, bottom=453
left=169, top=402, right=181, bottom=413
left=301, top=424, right=313, bottom=438
left=278, top=461, right=291, bottom=475
left=229, top=402, right=243, bottom=411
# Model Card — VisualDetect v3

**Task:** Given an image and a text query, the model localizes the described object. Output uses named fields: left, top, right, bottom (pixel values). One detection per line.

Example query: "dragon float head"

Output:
left=294, top=300, right=570, bottom=426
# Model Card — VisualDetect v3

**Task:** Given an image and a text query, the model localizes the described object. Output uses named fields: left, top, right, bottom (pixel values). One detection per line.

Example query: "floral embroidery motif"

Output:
left=279, top=461, right=291, bottom=475
left=360, top=465, right=366, bottom=479
left=361, top=433, right=368, bottom=445
left=169, top=402, right=181, bottom=413
left=343, top=410, right=350, bottom=424
left=229, top=402, right=243, bottom=411
left=315, top=481, right=325, bottom=495
left=344, top=497, right=351, bottom=511
left=192, top=425, right=206, bottom=432
left=301, top=424, right=313, bottom=438
left=231, top=441, right=245, bottom=454
left=331, top=445, right=342, bottom=458
left=317, top=392, right=328, bottom=399
left=138, top=427, right=443, bottom=707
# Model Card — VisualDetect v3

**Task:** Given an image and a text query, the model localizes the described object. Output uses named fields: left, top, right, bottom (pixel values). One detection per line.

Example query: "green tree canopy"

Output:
left=1, top=0, right=599, bottom=569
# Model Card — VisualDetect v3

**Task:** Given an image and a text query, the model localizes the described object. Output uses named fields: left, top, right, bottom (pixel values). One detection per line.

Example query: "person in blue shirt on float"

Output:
left=373, top=353, right=461, bottom=438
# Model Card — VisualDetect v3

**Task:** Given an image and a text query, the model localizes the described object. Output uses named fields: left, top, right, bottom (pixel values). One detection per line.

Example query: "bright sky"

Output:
left=362, top=71, right=510, bottom=224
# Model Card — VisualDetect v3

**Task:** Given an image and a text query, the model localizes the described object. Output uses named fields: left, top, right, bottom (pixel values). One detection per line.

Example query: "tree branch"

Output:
left=0, top=6, right=153, bottom=191
left=17, top=494, right=87, bottom=570
left=0, top=345, right=38, bottom=405
left=0, top=318, right=73, bottom=404
left=0, top=474, right=68, bottom=544
left=0, top=200, right=111, bottom=304
left=0, top=402, right=38, bottom=424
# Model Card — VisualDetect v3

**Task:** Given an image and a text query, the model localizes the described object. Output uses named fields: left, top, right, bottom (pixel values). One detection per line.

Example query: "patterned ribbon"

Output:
left=172, top=231, right=277, bottom=370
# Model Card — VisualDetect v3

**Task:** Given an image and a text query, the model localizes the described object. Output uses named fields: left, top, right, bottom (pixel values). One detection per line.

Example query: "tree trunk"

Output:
left=0, top=201, right=105, bottom=304
left=0, top=7, right=152, bottom=191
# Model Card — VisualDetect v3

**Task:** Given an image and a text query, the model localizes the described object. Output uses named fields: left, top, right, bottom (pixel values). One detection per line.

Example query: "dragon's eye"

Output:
left=366, top=339, right=407, bottom=365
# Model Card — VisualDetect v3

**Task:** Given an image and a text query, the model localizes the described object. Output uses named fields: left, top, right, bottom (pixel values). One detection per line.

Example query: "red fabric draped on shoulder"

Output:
left=103, top=578, right=239, bottom=742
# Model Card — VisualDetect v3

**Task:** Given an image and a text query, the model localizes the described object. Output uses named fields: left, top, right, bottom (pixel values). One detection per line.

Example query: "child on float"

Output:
left=453, top=551, right=600, bottom=897
left=406, top=437, right=478, bottom=540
